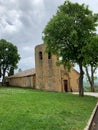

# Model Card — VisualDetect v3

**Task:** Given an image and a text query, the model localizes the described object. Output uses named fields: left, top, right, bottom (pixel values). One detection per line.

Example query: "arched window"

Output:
left=48, top=52, right=51, bottom=59
left=39, top=51, right=43, bottom=60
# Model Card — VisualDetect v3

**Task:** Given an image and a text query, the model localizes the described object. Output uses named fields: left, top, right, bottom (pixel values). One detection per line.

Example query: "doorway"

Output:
left=64, top=80, right=68, bottom=92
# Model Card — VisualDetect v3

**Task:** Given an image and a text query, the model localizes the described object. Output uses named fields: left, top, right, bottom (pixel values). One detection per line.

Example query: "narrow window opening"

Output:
left=39, top=51, right=43, bottom=60
left=48, top=52, right=51, bottom=59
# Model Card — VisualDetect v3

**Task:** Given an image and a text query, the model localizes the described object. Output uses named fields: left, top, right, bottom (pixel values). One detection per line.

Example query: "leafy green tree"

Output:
left=43, top=1, right=98, bottom=96
left=8, top=66, right=14, bottom=76
left=83, top=35, right=98, bottom=92
left=0, top=39, right=20, bottom=85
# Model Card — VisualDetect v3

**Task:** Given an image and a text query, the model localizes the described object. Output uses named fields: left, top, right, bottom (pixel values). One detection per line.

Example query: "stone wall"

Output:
left=35, top=44, right=79, bottom=92
left=7, top=75, right=36, bottom=88
left=35, top=44, right=62, bottom=91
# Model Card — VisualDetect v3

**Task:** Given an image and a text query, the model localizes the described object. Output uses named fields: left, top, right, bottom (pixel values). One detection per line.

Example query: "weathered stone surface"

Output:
left=7, top=44, right=79, bottom=92
left=35, top=44, right=79, bottom=92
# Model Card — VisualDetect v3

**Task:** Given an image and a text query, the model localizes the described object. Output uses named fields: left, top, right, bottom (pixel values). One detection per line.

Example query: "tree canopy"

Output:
left=0, top=39, right=20, bottom=85
left=43, top=1, right=98, bottom=96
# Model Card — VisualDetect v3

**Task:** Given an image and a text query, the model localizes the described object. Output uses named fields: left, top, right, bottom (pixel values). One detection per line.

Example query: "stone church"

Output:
left=7, top=44, right=79, bottom=92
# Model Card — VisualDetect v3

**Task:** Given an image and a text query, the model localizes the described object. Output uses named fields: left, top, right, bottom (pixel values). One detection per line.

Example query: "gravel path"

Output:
left=89, top=106, right=98, bottom=130
left=72, top=92, right=98, bottom=98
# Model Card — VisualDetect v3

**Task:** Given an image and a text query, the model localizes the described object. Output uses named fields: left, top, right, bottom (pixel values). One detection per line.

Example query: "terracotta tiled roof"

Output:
left=7, top=68, right=35, bottom=78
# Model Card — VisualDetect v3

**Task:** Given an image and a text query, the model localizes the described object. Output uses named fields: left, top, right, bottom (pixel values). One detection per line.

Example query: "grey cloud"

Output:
left=18, top=56, right=35, bottom=71
left=0, top=0, right=98, bottom=71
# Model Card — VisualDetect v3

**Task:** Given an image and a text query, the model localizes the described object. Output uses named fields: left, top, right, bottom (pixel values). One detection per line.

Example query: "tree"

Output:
left=43, top=1, right=98, bottom=96
left=83, top=35, right=98, bottom=92
left=85, top=66, right=97, bottom=92
left=8, top=66, right=14, bottom=76
left=0, top=39, right=20, bottom=86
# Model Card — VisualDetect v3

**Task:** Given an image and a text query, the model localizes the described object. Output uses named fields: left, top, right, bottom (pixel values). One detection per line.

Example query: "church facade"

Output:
left=7, top=44, right=79, bottom=92
left=35, top=44, right=79, bottom=92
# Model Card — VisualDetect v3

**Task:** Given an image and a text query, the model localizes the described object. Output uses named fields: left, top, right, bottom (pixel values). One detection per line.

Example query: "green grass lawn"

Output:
left=0, top=87, right=97, bottom=130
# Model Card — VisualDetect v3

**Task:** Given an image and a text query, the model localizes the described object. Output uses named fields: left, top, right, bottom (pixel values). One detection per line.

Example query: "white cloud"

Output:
left=33, top=0, right=44, bottom=6
left=23, top=46, right=32, bottom=51
left=18, top=56, right=35, bottom=71
left=0, top=0, right=98, bottom=72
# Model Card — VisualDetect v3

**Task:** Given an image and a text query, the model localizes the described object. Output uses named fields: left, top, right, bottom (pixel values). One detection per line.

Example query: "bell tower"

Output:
left=35, top=44, right=62, bottom=91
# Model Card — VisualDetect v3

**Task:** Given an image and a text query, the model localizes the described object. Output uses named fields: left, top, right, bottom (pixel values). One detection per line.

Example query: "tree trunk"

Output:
left=91, top=66, right=95, bottom=92
left=0, top=68, right=1, bottom=78
left=85, top=66, right=95, bottom=92
left=90, top=82, right=95, bottom=92
left=79, top=63, right=84, bottom=96
left=2, top=68, right=6, bottom=86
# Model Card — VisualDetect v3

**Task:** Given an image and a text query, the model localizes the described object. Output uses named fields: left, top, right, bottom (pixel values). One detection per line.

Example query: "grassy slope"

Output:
left=0, top=87, right=97, bottom=130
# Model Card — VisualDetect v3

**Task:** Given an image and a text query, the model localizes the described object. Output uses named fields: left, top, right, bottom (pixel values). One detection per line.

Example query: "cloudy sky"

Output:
left=0, top=0, right=98, bottom=72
